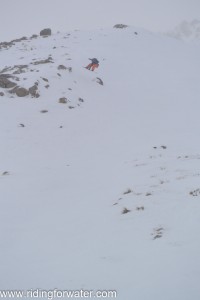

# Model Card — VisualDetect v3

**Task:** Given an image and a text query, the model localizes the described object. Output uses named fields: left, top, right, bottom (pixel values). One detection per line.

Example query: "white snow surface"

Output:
left=1, top=27, right=200, bottom=299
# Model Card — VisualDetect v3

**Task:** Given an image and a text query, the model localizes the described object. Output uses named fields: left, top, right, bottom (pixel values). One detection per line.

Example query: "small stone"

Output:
left=122, top=207, right=131, bottom=214
left=58, top=65, right=67, bottom=70
left=59, top=97, right=67, bottom=104
left=113, top=24, right=128, bottom=29
left=41, top=77, right=49, bottom=82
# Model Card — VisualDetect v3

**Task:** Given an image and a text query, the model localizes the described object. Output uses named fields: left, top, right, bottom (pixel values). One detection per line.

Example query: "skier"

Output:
left=85, top=58, right=99, bottom=71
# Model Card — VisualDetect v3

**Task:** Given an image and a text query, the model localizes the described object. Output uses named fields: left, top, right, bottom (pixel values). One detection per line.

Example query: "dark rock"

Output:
left=12, top=65, right=28, bottom=74
left=122, top=207, right=131, bottom=214
left=40, top=28, right=52, bottom=36
left=190, top=189, right=200, bottom=196
left=12, top=36, right=27, bottom=43
left=59, top=97, right=68, bottom=104
left=0, top=41, right=14, bottom=49
left=16, top=87, right=29, bottom=97
left=29, top=84, right=40, bottom=98
left=31, top=34, right=38, bottom=39
left=0, top=67, right=12, bottom=74
left=41, top=77, right=49, bottom=82
left=114, top=24, right=128, bottom=29
left=2, top=171, right=9, bottom=175
left=0, top=92, right=4, bottom=96
left=96, top=77, right=104, bottom=85
left=58, top=65, right=67, bottom=70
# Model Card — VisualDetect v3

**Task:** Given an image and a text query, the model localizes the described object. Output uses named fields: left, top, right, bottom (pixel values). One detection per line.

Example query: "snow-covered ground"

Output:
left=1, top=26, right=200, bottom=300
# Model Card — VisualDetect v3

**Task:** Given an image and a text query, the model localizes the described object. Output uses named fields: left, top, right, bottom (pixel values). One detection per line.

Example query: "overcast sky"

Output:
left=0, top=0, right=200, bottom=41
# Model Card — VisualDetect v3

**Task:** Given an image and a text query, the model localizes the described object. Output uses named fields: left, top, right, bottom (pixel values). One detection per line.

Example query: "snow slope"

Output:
left=1, top=26, right=200, bottom=300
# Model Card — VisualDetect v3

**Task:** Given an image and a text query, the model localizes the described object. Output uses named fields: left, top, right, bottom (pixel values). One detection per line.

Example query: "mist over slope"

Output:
left=166, top=19, right=200, bottom=41
left=1, top=26, right=200, bottom=300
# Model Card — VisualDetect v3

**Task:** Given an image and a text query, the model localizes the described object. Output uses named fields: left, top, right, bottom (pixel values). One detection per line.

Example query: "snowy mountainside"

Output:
left=1, top=27, right=200, bottom=300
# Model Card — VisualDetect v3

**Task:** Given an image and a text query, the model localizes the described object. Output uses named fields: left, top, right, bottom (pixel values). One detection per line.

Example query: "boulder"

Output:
left=40, top=28, right=52, bottom=36
left=16, top=87, right=29, bottom=97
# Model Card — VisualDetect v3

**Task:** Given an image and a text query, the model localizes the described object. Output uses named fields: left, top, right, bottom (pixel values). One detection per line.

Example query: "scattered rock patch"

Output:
left=0, top=75, right=17, bottom=88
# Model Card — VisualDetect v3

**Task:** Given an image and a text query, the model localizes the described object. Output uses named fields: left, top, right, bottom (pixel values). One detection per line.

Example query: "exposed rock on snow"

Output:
left=41, top=77, right=49, bottom=82
left=0, top=74, right=17, bottom=88
left=15, top=87, right=29, bottom=97
left=30, top=34, right=38, bottom=39
left=114, top=24, right=128, bottom=29
left=12, top=65, right=28, bottom=74
left=29, top=83, right=40, bottom=98
left=0, top=41, right=14, bottom=49
left=122, top=207, right=131, bottom=214
left=96, top=77, right=103, bottom=85
left=12, top=36, right=28, bottom=43
left=40, top=28, right=52, bottom=37
left=189, top=188, right=200, bottom=196
left=0, top=36, right=28, bottom=50
left=58, top=97, right=68, bottom=104
left=32, top=57, right=53, bottom=65
left=57, top=65, right=67, bottom=70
